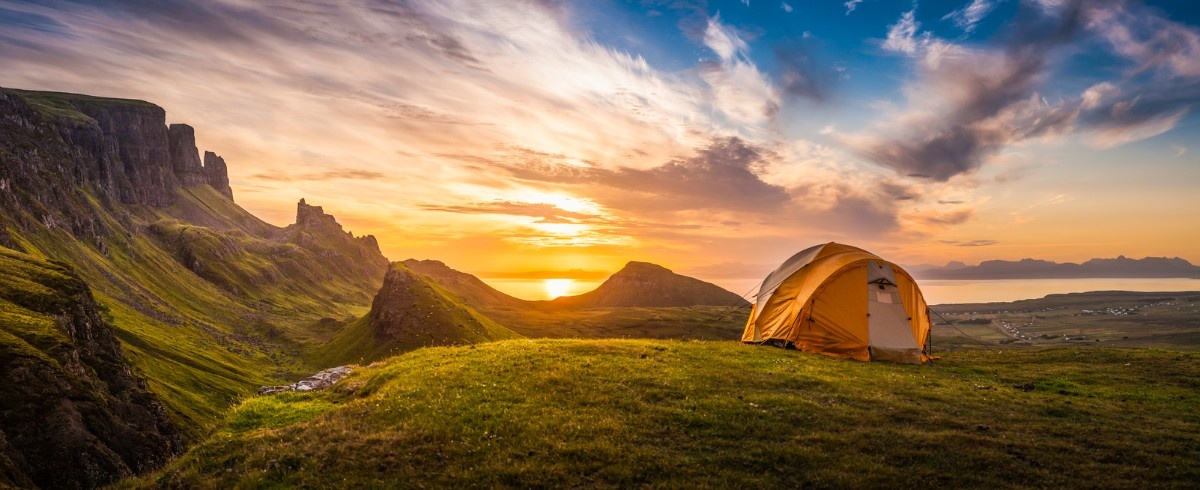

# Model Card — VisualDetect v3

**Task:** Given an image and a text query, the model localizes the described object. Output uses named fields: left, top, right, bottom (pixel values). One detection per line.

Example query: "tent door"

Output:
left=866, top=262, right=922, bottom=364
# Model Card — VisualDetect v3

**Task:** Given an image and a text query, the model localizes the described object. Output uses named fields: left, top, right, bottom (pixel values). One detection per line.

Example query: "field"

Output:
left=931, top=291, right=1200, bottom=351
left=136, top=339, right=1199, bottom=488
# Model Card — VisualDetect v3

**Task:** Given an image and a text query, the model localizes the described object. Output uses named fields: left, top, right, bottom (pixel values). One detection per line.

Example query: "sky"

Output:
left=2, top=0, right=1199, bottom=287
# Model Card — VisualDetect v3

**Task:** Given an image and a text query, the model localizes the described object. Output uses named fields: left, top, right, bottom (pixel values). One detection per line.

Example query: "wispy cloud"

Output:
left=700, top=15, right=780, bottom=126
left=943, top=0, right=997, bottom=33
left=940, top=239, right=999, bottom=247
left=844, top=0, right=865, bottom=15
left=252, top=169, right=386, bottom=182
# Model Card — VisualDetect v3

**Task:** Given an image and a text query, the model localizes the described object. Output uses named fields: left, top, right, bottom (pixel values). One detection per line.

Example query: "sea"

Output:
left=481, top=277, right=1200, bottom=306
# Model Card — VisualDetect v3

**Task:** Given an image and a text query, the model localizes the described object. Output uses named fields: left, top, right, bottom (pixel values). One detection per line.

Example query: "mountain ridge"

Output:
left=914, top=255, right=1200, bottom=279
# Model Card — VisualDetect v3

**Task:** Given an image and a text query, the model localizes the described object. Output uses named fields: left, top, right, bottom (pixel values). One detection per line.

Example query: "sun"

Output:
left=543, top=278, right=574, bottom=299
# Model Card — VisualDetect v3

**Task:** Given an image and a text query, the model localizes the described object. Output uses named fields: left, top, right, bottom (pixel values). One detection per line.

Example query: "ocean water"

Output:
left=481, top=277, right=1200, bottom=305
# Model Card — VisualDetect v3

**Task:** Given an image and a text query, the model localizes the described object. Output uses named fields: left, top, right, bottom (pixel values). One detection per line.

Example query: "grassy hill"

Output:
left=139, top=340, right=1198, bottom=488
left=317, top=263, right=521, bottom=366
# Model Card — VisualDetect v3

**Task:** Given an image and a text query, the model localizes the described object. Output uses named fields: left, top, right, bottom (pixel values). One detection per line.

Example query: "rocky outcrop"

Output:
left=283, top=199, right=389, bottom=282
left=168, top=124, right=207, bottom=187
left=0, top=249, right=181, bottom=489
left=258, top=366, right=353, bottom=395
left=551, top=261, right=750, bottom=308
left=203, top=151, right=233, bottom=200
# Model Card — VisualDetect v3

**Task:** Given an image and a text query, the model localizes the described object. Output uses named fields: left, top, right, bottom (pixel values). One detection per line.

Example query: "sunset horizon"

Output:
left=3, top=0, right=1198, bottom=285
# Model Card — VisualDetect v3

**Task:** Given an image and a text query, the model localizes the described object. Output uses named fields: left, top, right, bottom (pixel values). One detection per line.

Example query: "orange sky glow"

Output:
left=2, top=1, right=1198, bottom=289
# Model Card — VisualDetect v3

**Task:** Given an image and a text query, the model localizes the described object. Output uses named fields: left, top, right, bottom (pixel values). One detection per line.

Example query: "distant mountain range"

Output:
left=913, top=256, right=1200, bottom=279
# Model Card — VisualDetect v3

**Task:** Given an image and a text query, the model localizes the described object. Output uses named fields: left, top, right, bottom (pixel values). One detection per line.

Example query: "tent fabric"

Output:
left=743, top=242, right=931, bottom=364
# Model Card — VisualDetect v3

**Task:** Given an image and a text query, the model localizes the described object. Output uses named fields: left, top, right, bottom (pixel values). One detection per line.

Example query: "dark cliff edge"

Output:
left=0, top=248, right=181, bottom=488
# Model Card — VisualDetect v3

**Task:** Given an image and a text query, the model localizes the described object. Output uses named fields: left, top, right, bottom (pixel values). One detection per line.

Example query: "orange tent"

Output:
left=743, top=242, right=931, bottom=364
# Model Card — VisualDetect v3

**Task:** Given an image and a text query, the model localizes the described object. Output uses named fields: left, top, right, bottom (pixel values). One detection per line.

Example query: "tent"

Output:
left=742, top=242, right=931, bottom=364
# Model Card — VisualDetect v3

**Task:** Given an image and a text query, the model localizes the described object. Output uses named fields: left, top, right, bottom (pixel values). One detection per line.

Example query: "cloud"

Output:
left=882, top=9, right=921, bottom=54
left=420, top=201, right=599, bottom=222
left=940, top=239, right=999, bottom=247
left=781, top=3, right=793, bottom=14
left=502, top=137, right=791, bottom=213
left=252, top=169, right=386, bottom=182
left=844, top=0, right=865, bottom=15
left=774, top=41, right=831, bottom=102
left=847, top=1, right=1200, bottom=182
left=699, top=15, right=781, bottom=126
left=943, top=0, right=998, bottom=33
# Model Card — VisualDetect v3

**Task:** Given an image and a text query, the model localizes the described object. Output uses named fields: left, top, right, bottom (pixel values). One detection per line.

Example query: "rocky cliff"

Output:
left=551, top=261, right=750, bottom=308
left=285, top=199, right=389, bottom=281
left=0, top=89, right=231, bottom=213
left=0, top=248, right=181, bottom=488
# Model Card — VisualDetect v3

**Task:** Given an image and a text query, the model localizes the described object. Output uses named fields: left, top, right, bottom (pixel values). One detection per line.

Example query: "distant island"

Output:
left=913, top=256, right=1200, bottom=280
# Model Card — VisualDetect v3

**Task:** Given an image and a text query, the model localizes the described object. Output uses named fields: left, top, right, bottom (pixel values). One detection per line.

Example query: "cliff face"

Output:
left=0, top=248, right=181, bottom=488
left=0, top=89, right=232, bottom=216
left=203, top=151, right=233, bottom=200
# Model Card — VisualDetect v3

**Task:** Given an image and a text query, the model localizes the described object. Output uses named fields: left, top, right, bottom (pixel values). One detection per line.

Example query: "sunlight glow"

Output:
left=544, top=278, right=574, bottom=299
left=523, top=191, right=604, bottom=215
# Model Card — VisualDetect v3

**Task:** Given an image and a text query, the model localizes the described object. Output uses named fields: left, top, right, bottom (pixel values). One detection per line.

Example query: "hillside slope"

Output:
left=402, top=259, right=526, bottom=307
left=0, top=248, right=180, bottom=488
left=549, top=261, right=750, bottom=308
left=142, top=341, right=1198, bottom=488
left=319, top=263, right=521, bottom=365
left=0, top=87, right=388, bottom=439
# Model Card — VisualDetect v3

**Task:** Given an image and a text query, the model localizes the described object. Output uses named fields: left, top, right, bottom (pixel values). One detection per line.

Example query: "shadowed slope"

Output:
left=0, top=248, right=180, bottom=488
left=319, top=263, right=521, bottom=365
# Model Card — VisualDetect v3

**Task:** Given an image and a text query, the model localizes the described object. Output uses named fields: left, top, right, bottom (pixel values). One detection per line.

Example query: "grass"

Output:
left=317, top=266, right=521, bottom=367
left=931, top=291, right=1200, bottom=351
left=6, top=88, right=159, bottom=123
left=4, top=185, right=385, bottom=438
left=0, top=247, right=76, bottom=364
left=138, top=340, right=1199, bottom=488
left=484, top=304, right=749, bottom=340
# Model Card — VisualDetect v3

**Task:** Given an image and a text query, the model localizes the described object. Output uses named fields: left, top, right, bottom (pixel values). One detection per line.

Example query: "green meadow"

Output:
left=137, top=339, right=1199, bottom=488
